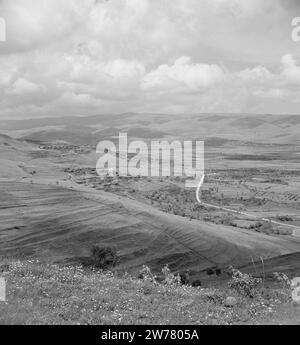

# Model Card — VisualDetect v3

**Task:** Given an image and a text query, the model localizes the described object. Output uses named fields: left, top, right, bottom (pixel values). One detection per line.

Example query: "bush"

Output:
left=161, top=264, right=181, bottom=287
left=273, top=272, right=291, bottom=289
left=228, top=267, right=262, bottom=298
left=90, top=245, right=119, bottom=270
left=276, top=215, right=293, bottom=222
left=206, top=268, right=214, bottom=275
left=179, top=272, right=190, bottom=285
left=259, top=222, right=274, bottom=234
left=191, top=280, right=202, bottom=287
left=138, top=265, right=157, bottom=282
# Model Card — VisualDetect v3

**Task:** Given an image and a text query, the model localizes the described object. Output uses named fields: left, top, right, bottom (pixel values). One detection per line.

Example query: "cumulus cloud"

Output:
left=0, top=0, right=94, bottom=53
left=6, top=78, right=41, bottom=95
left=142, top=57, right=224, bottom=90
left=0, top=0, right=299, bottom=118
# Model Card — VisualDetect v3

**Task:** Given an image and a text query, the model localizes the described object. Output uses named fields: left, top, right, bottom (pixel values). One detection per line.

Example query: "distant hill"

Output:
left=0, top=113, right=299, bottom=145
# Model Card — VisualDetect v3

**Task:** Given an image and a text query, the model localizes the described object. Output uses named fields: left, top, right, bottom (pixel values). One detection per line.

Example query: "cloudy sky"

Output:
left=0, top=0, right=300, bottom=119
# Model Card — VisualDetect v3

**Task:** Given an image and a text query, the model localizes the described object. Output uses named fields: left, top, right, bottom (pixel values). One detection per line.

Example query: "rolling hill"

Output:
left=0, top=132, right=299, bottom=282
left=0, top=113, right=299, bottom=145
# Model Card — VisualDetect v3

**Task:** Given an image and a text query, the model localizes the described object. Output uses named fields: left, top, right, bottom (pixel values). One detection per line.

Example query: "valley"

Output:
left=0, top=113, right=299, bottom=286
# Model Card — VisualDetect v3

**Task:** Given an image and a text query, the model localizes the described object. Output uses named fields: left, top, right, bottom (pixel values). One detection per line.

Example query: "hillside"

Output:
left=0, top=132, right=299, bottom=283
left=241, top=251, right=300, bottom=278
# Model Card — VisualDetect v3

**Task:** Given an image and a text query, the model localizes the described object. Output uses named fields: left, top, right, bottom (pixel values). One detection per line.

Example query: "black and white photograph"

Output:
left=0, top=0, right=299, bottom=330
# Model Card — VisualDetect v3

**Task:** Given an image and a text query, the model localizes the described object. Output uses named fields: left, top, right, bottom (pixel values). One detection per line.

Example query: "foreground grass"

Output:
left=0, top=260, right=298, bottom=325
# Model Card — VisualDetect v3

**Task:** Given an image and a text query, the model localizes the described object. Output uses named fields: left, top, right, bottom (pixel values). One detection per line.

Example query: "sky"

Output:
left=0, top=0, right=300, bottom=119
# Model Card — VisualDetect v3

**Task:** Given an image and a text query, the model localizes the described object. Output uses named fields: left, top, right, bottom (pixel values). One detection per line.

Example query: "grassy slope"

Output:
left=241, top=252, right=300, bottom=278
left=1, top=180, right=299, bottom=279
left=0, top=260, right=299, bottom=325
left=0, top=261, right=300, bottom=325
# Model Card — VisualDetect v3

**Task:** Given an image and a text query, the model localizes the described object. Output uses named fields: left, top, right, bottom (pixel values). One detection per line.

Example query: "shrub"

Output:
left=276, top=215, right=293, bottom=222
left=138, top=265, right=156, bottom=282
left=206, top=268, right=214, bottom=276
left=228, top=267, right=262, bottom=298
left=191, top=280, right=202, bottom=287
left=90, top=245, right=118, bottom=270
left=179, top=272, right=190, bottom=285
left=161, top=264, right=181, bottom=286
left=273, top=272, right=291, bottom=289
left=215, top=268, right=222, bottom=276
left=259, top=222, right=274, bottom=234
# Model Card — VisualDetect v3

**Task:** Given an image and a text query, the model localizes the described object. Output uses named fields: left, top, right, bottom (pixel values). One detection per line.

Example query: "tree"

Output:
left=90, top=245, right=119, bottom=269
